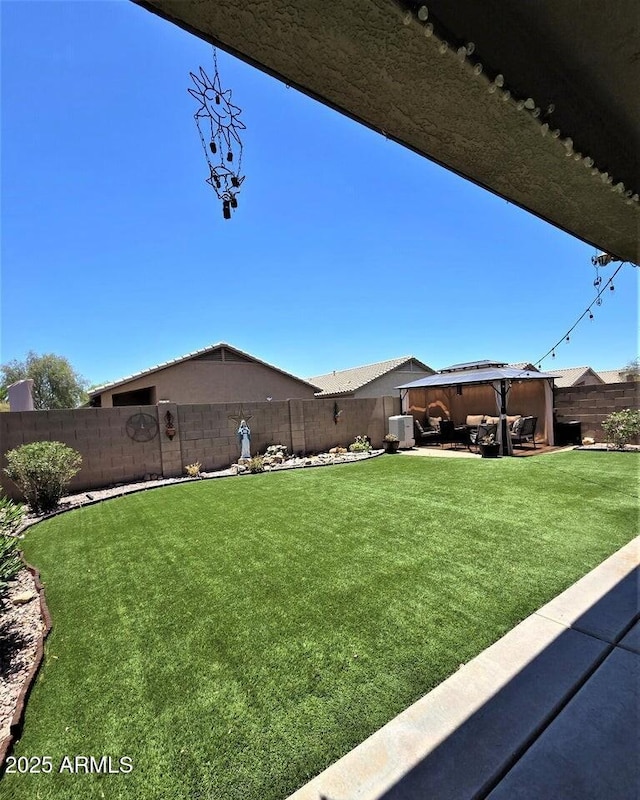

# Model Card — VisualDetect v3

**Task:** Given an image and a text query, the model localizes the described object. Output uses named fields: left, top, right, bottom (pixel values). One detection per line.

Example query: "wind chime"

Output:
left=188, top=48, right=246, bottom=219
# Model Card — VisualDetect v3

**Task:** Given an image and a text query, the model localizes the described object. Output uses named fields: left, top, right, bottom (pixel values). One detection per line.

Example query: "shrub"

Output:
left=249, top=456, right=265, bottom=473
left=185, top=462, right=202, bottom=478
left=4, top=441, right=82, bottom=514
left=601, top=409, right=640, bottom=450
left=0, top=494, right=24, bottom=604
left=0, top=493, right=25, bottom=536
left=349, top=435, right=372, bottom=453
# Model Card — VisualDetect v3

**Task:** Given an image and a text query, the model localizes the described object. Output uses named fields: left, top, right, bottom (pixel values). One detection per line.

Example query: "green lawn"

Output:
left=2, top=452, right=637, bottom=800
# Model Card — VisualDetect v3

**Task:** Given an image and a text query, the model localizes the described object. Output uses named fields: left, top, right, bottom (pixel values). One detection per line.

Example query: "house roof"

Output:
left=397, top=366, right=557, bottom=390
left=89, top=342, right=320, bottom=397
left=309, top=356, right=434, bottom=397
left=597, top=368, right=637, bottom=384
left=551, top=366, right=604, bottom=388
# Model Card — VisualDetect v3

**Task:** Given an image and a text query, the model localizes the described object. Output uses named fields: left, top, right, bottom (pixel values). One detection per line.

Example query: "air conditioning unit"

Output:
left=388, top=415, right=415, bottom=448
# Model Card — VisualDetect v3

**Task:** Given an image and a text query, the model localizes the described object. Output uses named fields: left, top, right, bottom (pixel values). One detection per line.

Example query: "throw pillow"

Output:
left=512, top=417, right=524, bottom=435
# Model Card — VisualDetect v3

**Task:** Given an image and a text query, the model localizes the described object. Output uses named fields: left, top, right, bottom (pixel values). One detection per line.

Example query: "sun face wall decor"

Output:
left=188, top=49, right=246, bottom=219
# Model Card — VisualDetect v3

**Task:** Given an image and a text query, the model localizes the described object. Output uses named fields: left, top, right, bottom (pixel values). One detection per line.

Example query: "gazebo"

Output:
left=396, top=361, right=558, bottom=455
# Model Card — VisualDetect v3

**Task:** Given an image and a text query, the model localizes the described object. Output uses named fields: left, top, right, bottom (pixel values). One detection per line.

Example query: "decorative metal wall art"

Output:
left=125, top=413, right=159, bottom=442
left=164, top=410, right=176, bottom=440
left=188, top=48, right=246, bottom=219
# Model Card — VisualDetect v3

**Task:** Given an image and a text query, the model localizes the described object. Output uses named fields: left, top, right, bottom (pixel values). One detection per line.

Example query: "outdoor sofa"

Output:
left=414, top=414, right=538, bottom=449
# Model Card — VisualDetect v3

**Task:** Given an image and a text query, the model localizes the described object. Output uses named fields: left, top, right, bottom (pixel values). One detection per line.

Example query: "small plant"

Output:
left=0, top=493, right=25, bottom=536
left=4, top=440, right=82, bottom=514
left=349, top=435, right=372, bottom=453
left=0, top=536, right=22, bottom=606
left=602, top=408, right=640, bottom=450
left=0, top=493, right=24, bottom=605
left=185, top=462, right=202, bottom=478
left=249, top=456, right=265, bottom=473
left=383, top=433, right=399, bottom=443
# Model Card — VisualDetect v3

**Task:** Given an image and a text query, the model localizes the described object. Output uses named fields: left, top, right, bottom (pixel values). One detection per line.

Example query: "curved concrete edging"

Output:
left=0, top=560, right=53, bottom=772
left=287, top=536, right=640, bottom=800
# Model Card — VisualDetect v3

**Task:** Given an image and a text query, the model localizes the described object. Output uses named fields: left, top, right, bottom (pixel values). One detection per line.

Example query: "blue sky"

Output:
left=1, top=1, right=637, bottom=388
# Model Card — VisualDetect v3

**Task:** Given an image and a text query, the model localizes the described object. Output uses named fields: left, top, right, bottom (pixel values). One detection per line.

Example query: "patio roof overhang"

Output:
left=133, top=0, right=639, bottom=264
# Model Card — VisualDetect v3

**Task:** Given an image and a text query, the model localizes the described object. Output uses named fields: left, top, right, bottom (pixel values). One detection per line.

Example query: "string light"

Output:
left=534, top=262, right=628, bottom=367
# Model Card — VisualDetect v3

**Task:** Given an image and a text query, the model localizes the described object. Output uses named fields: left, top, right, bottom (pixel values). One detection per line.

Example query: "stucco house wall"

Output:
left=95, top=359, right=317, bottom=407
left=353, top=366, right=432, bottom=399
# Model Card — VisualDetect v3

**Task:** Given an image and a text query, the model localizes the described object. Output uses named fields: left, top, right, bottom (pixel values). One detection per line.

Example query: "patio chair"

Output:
left=511, top=416, right=537, bottom=448
left=415, top=417, right=441, bottom=445
left=439, top=419, right=471, bottom=450
left=469, top=423, right=498, bottom=453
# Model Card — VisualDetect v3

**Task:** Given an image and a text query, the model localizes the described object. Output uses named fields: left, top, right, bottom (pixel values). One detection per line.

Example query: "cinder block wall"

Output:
left=555, top=382, right=639, bottom=441
left=0, top=396, right=401, bottom=500
left=301, top=396, right=398, bottom=453
left=0, top=406, right=163, bottom=499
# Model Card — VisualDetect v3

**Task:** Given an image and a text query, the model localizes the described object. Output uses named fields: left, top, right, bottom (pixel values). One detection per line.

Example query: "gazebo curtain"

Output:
left=492, top=380, right=513, bottom=456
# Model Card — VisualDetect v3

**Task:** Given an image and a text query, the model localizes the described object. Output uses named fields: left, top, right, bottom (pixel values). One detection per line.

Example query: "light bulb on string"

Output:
left=552, top=351, right=556, bottom=359
left=566, top=335, right=570, bottom=342
left=589, top=312, right=594, bottom=320
left=610, top=284, right=615, bottom=291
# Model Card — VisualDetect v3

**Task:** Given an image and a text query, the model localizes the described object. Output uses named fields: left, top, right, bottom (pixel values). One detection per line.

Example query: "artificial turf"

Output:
left=1, top=451, right=637, bottom=799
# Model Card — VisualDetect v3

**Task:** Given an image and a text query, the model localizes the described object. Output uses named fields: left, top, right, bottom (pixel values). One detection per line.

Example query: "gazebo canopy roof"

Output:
left=397, top=366, right=558, bottom=390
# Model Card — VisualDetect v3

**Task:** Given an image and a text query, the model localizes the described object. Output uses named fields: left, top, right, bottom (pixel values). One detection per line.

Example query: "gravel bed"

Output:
left=0, top=570, right=45, bottom=748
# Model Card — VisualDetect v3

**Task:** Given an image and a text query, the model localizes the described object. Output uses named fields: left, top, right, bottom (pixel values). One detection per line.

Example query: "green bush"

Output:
left=0, top=493, right=25, bottom=536
left=348, top=435, right=372, bottom=453
left=0, top=494, right=24, bottom=604
left=601, top=408, right=640, bottom=450
left=4, top=441, right=82, bottom=514
left=0, top=536, right=22, bottom=605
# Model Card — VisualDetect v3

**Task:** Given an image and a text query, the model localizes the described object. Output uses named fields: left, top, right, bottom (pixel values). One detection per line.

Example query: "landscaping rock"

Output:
left=12, top=591, right=37, bottom=606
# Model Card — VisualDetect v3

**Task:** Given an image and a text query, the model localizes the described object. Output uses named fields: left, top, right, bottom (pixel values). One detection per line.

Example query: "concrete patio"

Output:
left=288, top=537, right=640, bottom=800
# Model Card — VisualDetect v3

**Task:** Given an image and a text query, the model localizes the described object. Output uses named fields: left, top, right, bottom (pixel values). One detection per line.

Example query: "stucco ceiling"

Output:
left=133, top=0, right=639, bottom=263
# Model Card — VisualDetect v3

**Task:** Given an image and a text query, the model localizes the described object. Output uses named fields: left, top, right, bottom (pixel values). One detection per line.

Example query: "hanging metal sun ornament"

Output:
left=188, top=49, right=246, bottom=219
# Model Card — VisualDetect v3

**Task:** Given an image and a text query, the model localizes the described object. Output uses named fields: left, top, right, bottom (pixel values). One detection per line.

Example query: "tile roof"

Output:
left=597, top=368, right=636, bottom=383
left=309, top=356, right=433, bottom=396
left=89, top=342, right=319, bottom=396
left=551, top=366, right=603, bottom=388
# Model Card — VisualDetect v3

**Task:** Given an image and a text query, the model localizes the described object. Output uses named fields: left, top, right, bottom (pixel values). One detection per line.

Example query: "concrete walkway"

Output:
left=288, top=537, right=639, bottom=800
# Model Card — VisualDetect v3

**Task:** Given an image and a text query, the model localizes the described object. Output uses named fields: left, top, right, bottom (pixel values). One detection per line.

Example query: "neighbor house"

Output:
left=597, top=367, right=640, bottom=384
left=551, top=366, right=604, bottom=388
left=88, top=342, right=319, bottom=407
left=309, top=356, right=434, bottom=399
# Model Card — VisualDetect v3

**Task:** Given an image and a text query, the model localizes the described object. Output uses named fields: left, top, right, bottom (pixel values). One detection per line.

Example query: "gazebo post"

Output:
left=499, top=379, right=511, bottom=456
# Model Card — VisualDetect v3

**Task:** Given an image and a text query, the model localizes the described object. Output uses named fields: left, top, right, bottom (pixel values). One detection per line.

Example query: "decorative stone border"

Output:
left=0, top=560, right=52, bottom=771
